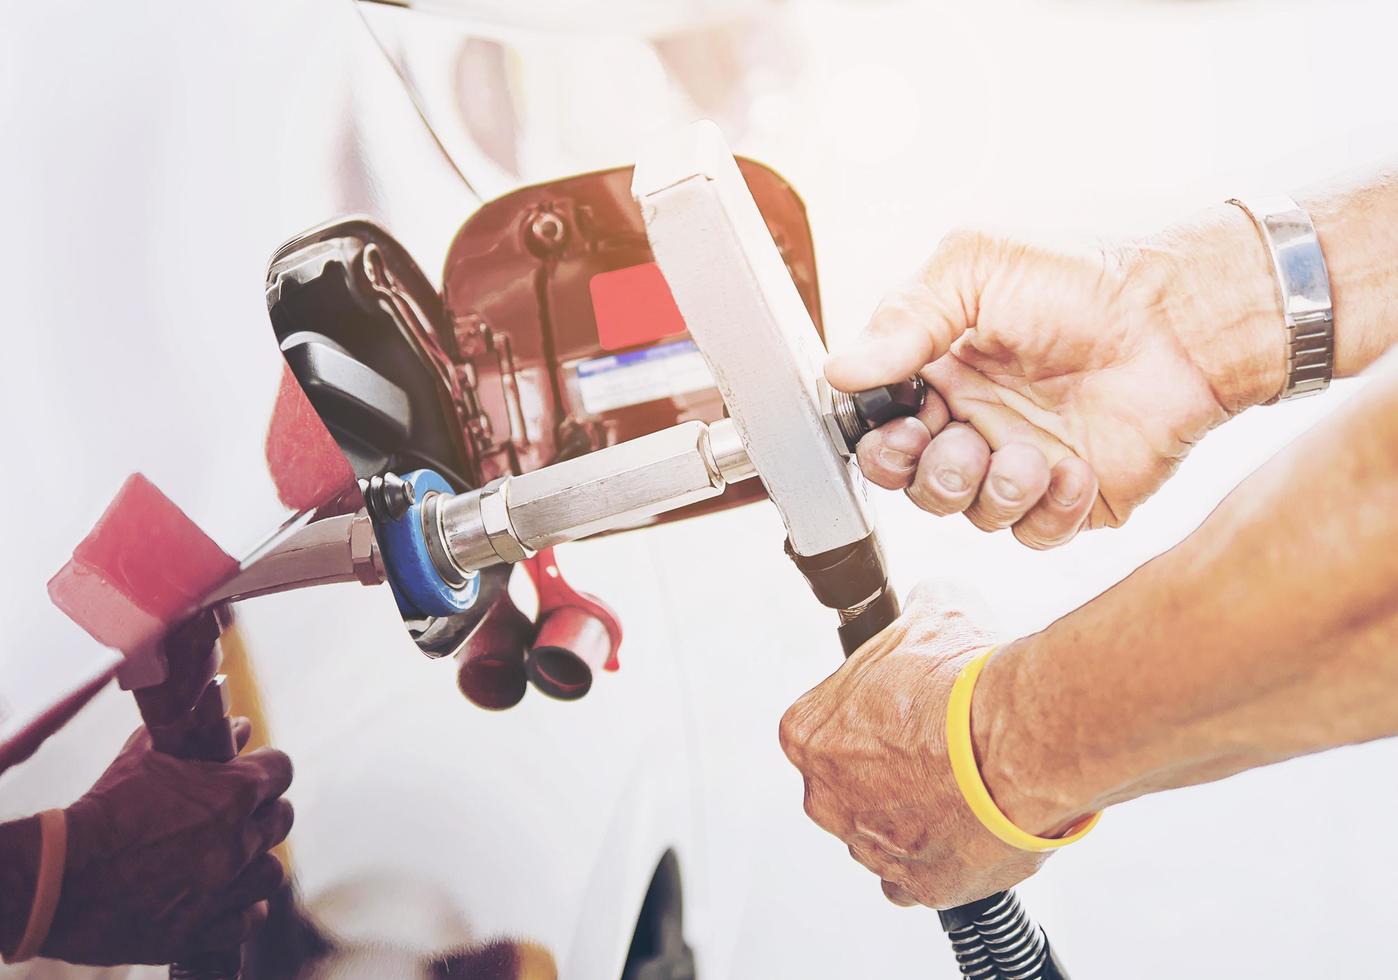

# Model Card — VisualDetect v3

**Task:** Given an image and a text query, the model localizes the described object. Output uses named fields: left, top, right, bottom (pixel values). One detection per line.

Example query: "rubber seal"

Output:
left=377, top=469, right=481, bottom=618
left=786, top=533, right=889, bottom=611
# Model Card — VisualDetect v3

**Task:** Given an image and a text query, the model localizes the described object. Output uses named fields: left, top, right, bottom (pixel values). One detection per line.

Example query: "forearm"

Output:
left=976, top=355, right=1398, bottom=833
left=0, top=816, right=41, bottom=960
left=1141, top=168, right=1398, bottom=413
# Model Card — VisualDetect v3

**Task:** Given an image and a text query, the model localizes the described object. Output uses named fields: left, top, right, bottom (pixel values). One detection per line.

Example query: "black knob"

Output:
left=852, top=376, right=926, bottom=434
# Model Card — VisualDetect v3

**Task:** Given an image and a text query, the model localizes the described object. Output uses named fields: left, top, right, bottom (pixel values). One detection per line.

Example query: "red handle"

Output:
left=522, top=548, right=622, bottom=672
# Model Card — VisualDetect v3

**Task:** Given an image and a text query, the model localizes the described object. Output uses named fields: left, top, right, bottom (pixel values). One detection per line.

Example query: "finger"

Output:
left=800, top=780, right=851, bottom=838
left=924, top=357, right=1078, bottom=471
left=231, top=717, right=252, bottom=752
left=882, top=878, right=919, bottom=908
left=218, top=853, right=287, bottom=912
left=847, top=836, right=896, bottom=877
left=854, top=387, right=952, bottom=490
left=906, top=423, right=990, bottom=516
left=964, top=443, right=1051, bottom=532
left=826, top=232, right=986, bottom=391
left=245, top=797, right=295, bottom=855
left=229, top=747, right=294, bottom=812
left=855, top=417, right=930, bottom=489
left=778, top=696, right=815, bottom=767
left=914, top=383, right=953, bottom=435
left=169, top=608, right=221, bottom=656
left=195, top=900, right=269, bottom=952
left=121, top=725, right=153, bottom=753
left=1012, top=456, right=1098, bottom=550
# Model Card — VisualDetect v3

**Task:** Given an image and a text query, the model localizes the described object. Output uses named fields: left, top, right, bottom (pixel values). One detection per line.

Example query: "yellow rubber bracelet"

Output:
left=946, top=648, right=1100, bottom=852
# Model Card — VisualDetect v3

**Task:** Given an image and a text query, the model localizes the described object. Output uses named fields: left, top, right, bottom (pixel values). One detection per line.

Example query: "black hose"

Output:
left=939, top=890, right=1069, bottom=980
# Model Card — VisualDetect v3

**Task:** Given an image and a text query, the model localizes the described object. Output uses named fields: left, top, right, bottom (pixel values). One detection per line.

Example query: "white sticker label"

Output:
left=575, top=340, right=714, bottom=414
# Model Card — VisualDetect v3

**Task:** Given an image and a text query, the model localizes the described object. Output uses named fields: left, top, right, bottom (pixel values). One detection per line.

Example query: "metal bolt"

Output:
left=364, top=473, right=416, bottom=521
left=527, top=210, right=568, bottom=253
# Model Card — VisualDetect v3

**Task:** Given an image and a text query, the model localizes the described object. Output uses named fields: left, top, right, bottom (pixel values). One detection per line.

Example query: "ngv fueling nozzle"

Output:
left=406, top=122, right=1064, bottom=980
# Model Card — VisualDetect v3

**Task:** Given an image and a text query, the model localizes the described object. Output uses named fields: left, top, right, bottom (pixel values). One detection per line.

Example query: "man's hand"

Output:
left=778, top=585, right=1054, bottom=909
left=828, top=208, right=1284, bottom=548
left=45, top=721, right=293, bottom=966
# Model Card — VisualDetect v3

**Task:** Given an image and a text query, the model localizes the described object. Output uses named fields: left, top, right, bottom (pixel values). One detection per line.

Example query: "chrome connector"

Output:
left=434, top=419, right=757, bottom=575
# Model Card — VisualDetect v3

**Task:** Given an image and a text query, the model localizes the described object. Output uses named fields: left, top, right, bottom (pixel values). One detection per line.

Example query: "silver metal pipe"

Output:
left=207, top=510, right=383, bottom=604
left=436, top=419, right=756, bottom=575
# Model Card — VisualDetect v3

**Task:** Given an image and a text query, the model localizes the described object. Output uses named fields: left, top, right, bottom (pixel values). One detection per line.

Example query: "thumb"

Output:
left=825, top=231, right=986, bottom=391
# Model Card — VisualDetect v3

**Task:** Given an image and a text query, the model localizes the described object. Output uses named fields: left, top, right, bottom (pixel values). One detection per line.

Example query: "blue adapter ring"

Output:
left=377, top=469, right=481, bottom=619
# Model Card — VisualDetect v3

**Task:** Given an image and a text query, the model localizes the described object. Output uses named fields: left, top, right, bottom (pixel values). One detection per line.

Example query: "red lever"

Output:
left=522, top=548, right=623, bottom=673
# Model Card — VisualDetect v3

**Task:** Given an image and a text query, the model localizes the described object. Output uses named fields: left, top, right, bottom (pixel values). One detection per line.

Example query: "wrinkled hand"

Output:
left=779, top=585, right=1043, bottom=909
left=829, top=213, right=1274, bottom=548
left=46, top=721, right=294, bottom=966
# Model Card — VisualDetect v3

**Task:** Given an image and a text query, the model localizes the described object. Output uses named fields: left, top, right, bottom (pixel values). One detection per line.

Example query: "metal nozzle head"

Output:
left=830, top=377, right=927, bottom=453
left=852, top=376, right=926, bottom=436
left=362, top=473, right=416, bottom=521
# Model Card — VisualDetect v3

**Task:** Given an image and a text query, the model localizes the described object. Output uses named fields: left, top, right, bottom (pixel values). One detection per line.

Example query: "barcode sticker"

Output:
left=575, top=340, right=714, bottom=414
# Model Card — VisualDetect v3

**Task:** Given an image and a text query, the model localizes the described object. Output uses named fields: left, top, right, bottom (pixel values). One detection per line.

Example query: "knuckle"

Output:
left=872, top=290, right=921, bottom=325
left=248, top=750, right=293, bottom=797
left=210, top=838, right=246, bottom=884
left=881, top=879, right=915, bottom=906
left=262, top=748, right=294, bottom=783
left=229, top=777, right=262, bottom=814
left=936, top=227, right=990, bottom=261
left=778, top=705, right=811, bottom=760
left=848, top=837, right=889, bottom=873
left=240, top=901, right=269, bottom=940
left=256, top=857, right=288, bottom=897
left=934, top=421, right=982, bottom=453
left=267, top=800, right=295, bottom=846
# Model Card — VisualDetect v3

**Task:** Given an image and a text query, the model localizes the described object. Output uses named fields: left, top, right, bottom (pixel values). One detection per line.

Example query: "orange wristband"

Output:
left=10, top=809, right=66, bottom=963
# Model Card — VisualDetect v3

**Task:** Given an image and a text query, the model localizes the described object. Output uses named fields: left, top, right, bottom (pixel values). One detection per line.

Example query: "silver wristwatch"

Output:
left=1226, top=194, right=1334, bottom=401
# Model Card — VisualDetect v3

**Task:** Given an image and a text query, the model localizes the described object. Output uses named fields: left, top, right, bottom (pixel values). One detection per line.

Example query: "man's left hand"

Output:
left=778, top=585, right=1044, bottom=909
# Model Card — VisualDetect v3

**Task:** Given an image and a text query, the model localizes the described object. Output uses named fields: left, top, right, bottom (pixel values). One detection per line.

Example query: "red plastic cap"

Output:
left=265, top=364, right=358, bottom=512
left=47, top=474, right=237, bottom=679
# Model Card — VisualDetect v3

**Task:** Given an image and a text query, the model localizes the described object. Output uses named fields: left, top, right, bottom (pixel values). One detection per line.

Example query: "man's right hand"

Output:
left=45, top=720, right=293, bottom=966
left=828, top=207, right=1286, bottom=548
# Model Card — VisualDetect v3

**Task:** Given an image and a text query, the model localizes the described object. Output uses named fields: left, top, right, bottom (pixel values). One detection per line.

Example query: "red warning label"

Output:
left=589, top=262, right=688, bottom=351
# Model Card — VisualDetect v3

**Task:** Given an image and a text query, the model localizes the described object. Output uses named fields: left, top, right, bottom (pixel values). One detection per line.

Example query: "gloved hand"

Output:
left=778, top=584, right=1085, bottom=909
left=43, top=720, right=293, bottom=966
left=827, top=207, right=1281, bottom=548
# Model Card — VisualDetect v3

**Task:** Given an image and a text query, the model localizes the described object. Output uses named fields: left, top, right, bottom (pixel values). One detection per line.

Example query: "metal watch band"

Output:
left=1226, top=194, right=1335, bottom=401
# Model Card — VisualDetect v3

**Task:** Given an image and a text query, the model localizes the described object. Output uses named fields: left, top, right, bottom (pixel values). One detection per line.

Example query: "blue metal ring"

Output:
left=377, top=469, right=481, bottom=618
